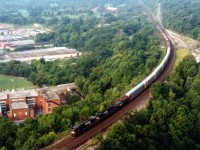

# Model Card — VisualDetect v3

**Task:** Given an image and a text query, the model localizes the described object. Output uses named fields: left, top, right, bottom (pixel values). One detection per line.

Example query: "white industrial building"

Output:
left=0, top=47, right=81, bottom=62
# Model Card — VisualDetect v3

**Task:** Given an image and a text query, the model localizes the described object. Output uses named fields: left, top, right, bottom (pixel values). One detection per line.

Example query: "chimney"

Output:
left=7, top=94, right=10, bottom=105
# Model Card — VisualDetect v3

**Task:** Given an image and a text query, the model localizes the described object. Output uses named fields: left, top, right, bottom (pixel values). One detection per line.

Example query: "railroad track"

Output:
left=47, top=1, right=175, bottom=150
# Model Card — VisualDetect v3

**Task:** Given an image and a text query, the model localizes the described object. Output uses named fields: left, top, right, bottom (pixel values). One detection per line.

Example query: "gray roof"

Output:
left=0, top=90, right=38, bottom=100
left=10, top=40, right=35, bottom=46
left=0, top=35, right=22, bottom=41
left=36, top=88, right=59, bottom=101
left=0, top=47, right=79, bottom=61
left=11, top=102, right=28, bottom=109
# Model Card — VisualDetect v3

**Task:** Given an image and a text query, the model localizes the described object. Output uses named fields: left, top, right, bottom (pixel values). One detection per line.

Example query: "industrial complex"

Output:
left=0, top=47, right=81, bottom=62
left=0, top=24, right=81, bottom=62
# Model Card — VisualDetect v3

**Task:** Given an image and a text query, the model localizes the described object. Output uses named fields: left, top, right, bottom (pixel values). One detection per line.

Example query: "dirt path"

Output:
left=166, top=29, right=200, bottom=63
left=166, top=30, right=188, bottom=48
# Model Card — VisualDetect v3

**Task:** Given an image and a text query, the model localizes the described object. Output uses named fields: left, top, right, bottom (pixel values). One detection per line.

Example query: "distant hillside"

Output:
left=143, top=0, right=200, bottom=40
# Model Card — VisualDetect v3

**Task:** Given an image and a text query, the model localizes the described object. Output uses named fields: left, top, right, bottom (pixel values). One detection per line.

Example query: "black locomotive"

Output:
left=71, top=97, right=128, bottom=137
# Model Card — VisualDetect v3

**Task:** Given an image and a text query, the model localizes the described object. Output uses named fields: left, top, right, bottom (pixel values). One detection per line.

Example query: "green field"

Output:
left=174, top=48, right=190, bottom=68
left=0, top=74, right=37, bottom=90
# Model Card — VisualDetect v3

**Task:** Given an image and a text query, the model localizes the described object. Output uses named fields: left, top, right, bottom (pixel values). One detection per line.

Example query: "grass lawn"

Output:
left=0, top=74, right=37, bottom=90
left=174, top=48, right=190, bottom=68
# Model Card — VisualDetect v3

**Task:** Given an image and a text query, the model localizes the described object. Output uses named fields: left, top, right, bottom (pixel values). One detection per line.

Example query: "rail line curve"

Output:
left=47, top=1, right=175, bottom=149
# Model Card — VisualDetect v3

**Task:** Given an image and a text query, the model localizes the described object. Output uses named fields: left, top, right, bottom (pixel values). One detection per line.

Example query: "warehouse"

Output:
left=0, top=47, right=81, bottom=62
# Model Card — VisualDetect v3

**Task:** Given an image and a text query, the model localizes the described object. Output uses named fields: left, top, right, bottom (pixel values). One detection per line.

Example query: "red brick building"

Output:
left=7, top=102, right=34, bottom=121
left=0, top=89, right=61, bottom=122
left=0, top=43, right=12, bottom=49
left=35, top=88, right=61, bottom=114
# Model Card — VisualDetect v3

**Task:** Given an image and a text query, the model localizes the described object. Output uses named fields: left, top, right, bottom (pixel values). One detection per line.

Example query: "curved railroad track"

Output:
left=47, top=1, right=175, bottom=150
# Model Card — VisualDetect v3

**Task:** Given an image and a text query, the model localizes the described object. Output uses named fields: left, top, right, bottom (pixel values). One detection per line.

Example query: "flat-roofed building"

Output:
left=0, top=47, right=81, bottom=62
left=0, top=35, right=23, bottom=42
left=0, top=40, right=35, bottom=50
left=36, top=88, right=61, bottom=114
left=9, top=39, right=35, bottom=46
left=7, top=102, right=34, bottom=121
left=0, top=88, right=61, bottom=121
left=0, top=83, right=76, bottom=122
left=0, top=43, right=13, bottom=49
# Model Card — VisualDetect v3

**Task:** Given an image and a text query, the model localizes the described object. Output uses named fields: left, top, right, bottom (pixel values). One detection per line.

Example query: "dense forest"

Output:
left=0, top=22, right=162, bottom=89
left=97, top=1, right=200, bottom=149
left=0, top=0, right=166, bottom=149
left=2, top=0, right=199, bottom=149
left=0, top=0, right=132, bottom=26
left=98, top=56, right=200, bottom=150
left=163, top=0, right=200, bottom=40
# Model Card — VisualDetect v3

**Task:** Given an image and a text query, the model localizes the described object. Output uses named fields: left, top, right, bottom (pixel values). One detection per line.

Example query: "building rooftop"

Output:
left=0, top=35, right=23, bottom=42
left=54, top=83, right=76, bottom=91
left=36, top=88, right=59, bottom=101
left=45, top=91, right=59, bottom=101
left=0, top=24, right=13, bottom=29
left=11, top=102, right=28, bottom=109
left=0, top=47, right=80, bottom=62
left=0, top=93, right=7, bottom=100
left=106, top=6, right=118, bottom=11
left=9, top=93, right=26, bottom=99
left=0, top=89, right=38, bottom=100
left=9, top=40, right=35, bottom=46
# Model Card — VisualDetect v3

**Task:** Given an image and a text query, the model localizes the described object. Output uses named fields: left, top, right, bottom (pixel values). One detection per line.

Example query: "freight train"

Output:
left=70, top=24, right=171, bottom=137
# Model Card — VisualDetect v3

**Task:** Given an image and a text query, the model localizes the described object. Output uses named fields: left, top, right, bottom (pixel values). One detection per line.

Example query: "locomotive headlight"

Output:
left=71, top=131, right=75, bottom=134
